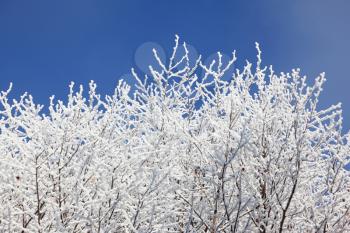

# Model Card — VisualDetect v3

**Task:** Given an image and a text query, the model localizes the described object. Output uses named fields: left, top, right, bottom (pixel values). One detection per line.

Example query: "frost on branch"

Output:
left=0, top=37, right=350, bottom=232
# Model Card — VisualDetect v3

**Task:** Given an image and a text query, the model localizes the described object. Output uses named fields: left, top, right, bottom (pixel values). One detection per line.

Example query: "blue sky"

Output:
left=1, top=0, right=350, bottom=130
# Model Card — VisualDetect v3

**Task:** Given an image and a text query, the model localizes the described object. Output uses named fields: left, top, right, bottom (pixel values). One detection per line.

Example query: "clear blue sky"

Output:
left=1, top=0, right=350, bottom=130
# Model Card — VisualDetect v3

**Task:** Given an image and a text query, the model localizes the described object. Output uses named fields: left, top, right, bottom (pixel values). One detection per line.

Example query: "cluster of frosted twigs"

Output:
left=0, top=37, right=349, bottom=232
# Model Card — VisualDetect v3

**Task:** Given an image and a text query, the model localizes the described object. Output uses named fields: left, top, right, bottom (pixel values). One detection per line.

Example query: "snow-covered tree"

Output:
left=0, top=36, right=349, bottom=232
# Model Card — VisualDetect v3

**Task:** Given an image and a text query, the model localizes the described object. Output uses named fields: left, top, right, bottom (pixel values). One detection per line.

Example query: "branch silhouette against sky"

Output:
left=1, top=0, right=350, bottom=130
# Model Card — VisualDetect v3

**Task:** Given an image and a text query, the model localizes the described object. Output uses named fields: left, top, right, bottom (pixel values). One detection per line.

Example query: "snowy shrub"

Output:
left=0, top=36, right=349, bottom=232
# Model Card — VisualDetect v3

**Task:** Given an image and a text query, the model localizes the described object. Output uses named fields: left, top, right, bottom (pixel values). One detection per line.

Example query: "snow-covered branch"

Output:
left=0, top=37, right=349, bottom=232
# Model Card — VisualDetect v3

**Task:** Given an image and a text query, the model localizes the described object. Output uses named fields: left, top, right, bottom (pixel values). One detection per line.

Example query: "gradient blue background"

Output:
left=1, top=0, right=350, bottom=131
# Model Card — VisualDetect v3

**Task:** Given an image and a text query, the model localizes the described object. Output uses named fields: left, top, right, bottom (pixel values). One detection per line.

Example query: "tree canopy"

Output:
left=0, top=37, right=349, bottom=232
